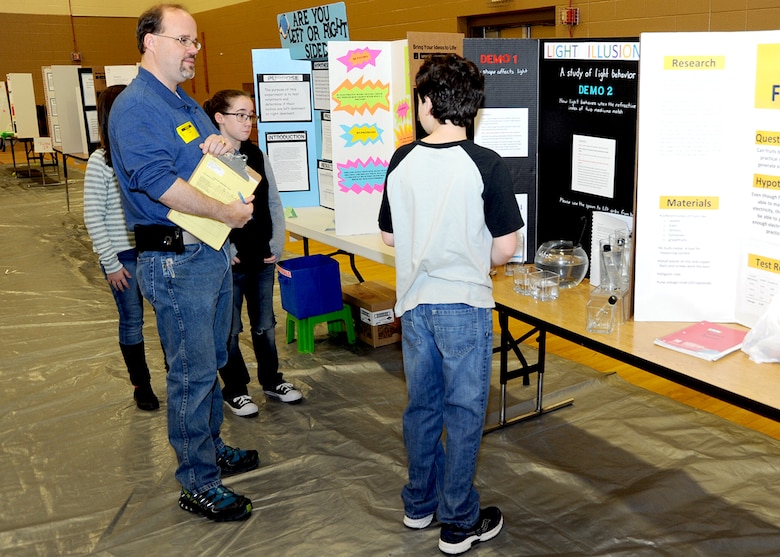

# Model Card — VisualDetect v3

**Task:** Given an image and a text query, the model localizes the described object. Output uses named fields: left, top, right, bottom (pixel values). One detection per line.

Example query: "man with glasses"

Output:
left=109, top=3, right=258, bottom=522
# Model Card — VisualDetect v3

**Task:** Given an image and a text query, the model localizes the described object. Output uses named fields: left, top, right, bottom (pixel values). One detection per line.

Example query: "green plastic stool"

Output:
left=286, top=305, right=356, bottom=353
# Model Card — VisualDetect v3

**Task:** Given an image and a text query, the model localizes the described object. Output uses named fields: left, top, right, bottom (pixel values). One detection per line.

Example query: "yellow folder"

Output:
left=167, top=153, right=261, bottom=250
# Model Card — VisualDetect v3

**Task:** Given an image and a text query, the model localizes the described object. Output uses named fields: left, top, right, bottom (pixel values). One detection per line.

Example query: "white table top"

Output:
left=285, top=206, right=396, bottom=268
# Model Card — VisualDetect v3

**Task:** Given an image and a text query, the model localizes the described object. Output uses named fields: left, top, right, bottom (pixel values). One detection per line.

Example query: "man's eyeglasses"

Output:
left=152, top=34, right=202, bottom=51
left=222, top=112, right=258, bottom=124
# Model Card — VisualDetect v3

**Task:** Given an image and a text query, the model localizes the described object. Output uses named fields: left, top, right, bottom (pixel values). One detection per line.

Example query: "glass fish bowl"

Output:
left=533, top=240, right=589, bottom=289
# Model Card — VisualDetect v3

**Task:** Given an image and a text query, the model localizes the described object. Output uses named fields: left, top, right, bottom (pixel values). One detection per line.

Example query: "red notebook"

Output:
left=653, top=321, right=748, bottom=362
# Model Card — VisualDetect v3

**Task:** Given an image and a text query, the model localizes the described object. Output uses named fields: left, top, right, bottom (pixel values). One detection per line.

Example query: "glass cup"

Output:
left=505, top=260, right=522, bottom=277
left=599, top=238, right=624, bottom=290
left=513, top=264, right=535, bottom=295
left=530, top=269, right=559, bottom=302
left=609, top=230, right=632, bottom=290
left=586, top=286, right=618, bottom=333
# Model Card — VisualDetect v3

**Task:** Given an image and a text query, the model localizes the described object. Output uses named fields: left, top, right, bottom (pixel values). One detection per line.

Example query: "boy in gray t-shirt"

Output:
left=379, top=53, right=523, bottom=555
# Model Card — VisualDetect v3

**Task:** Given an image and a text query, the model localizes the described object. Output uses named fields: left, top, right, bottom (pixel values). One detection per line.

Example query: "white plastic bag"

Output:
left=741, top=291, right=780, bottom=364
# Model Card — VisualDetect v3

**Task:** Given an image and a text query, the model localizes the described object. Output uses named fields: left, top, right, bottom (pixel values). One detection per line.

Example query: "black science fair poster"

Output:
left=537, top=39, right=639, bottom=261
left=464, top=38, right=539, bottom=261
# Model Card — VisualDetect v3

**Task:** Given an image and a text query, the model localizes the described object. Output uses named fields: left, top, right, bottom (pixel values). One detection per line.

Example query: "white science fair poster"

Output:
left=634, top=31, right=780, bottom=326
left=328, top=40, right=412, bottom=235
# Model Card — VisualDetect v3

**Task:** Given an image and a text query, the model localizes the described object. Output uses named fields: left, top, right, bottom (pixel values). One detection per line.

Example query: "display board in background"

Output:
left=634, top=31, right=780, bottom=326
left=277, top=2, right=349, bottom=61
left=41, top=67, right=60, bottom=147
left=0, top=82, right=15, bottom=135
left=252, top=49, right=319, bottom=209
left=77, top=68, right=98, bottom=153
left=536, top=39, right=639, bottom=271
left=105, top=65, right=138, bottom=87
left=408, top=31, right=463, bottom=82
left=408, top=32, right=463, bottom=141
left=464, top=38, right=540, bottom=261
left=49, top=65, right=95, bottom=155
left=6, top=73, right=38, bottom=139
left=273, top=2, right=351, bottom=211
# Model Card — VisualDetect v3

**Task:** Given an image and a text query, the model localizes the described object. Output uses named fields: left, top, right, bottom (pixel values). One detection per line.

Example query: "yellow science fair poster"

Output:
left=634, top=31, right=780, bottom=326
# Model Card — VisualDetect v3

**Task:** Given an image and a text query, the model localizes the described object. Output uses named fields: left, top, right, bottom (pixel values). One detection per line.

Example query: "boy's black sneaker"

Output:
left=178, top=484, right=252, bottom=522
left=438, top=506, right=503, bottom=555
left=216, top=444, right=259, bottom=476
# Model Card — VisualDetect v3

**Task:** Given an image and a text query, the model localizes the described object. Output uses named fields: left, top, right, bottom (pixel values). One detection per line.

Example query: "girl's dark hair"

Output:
left=97, top=84, right=126, bottom=168
left=136, top=3, right=187, bottom=54
left=415, top=54, right=484, bottom=128
left=202, top=89, right=251, bottom=127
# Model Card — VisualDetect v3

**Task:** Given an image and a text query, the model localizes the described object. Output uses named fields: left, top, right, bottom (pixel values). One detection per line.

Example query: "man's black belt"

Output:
left=134, top=225, right=199, bottom=254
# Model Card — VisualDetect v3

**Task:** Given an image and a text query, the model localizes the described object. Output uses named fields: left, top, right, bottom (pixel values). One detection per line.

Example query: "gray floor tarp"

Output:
left=3, top=165, right=780, bottom=556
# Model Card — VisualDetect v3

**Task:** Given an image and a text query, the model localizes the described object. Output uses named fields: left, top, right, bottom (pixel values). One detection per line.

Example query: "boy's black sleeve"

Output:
left=378, top=144, right=412, bottom=233
left=483, top=157, right=524, bottom=237
left=378, top=186, right=393, bottom=233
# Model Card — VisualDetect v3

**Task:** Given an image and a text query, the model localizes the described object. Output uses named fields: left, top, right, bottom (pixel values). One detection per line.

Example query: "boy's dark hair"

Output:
left=97, top=84, right=127, bottom=168
left=202, top=89, right=250, bottom=127
left=415, top=54, right=484, bottom=128
left=136, top=3, right=187, bottom=54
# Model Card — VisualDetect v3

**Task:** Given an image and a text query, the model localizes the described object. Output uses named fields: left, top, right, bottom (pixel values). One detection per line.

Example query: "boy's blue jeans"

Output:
left=136, top=243, right=232, bottom=493
left=400, top=304, right=493, bottom=530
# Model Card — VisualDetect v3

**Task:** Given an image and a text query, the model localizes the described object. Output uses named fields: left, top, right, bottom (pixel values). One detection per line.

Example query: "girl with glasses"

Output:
left=203, top=89, right=303, bottom=418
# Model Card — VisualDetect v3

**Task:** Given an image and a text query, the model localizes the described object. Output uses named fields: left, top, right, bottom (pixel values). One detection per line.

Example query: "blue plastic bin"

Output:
left=277, top=255, right=343, bottom=319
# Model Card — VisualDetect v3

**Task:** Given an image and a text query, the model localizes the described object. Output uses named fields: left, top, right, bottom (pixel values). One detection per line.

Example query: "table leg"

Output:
left=10, top=138, right=18, bottom=173
left=324, top=249, right=365, bottom=282
left=63, top=154, right=70, bottom=212
left=484, top=309, right=574, bottom=434
left=345, top=252, right=364, bottom=283
left=292, top=235, right=365, bottom=282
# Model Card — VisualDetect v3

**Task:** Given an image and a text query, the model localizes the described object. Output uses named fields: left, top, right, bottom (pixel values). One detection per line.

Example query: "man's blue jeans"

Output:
left=400, top=304, right=493, bottom=529
left=136, top=243, right=232, bottom=493
left=105, top=248, right=145, bottom=346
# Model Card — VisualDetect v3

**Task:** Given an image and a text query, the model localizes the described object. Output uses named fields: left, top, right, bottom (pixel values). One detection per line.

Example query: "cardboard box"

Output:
left=342, top=281, right=401, bottom=347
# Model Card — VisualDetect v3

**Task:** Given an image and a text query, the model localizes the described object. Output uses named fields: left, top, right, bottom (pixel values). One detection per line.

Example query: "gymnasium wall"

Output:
left=4, top=0, right=780, bottom=106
